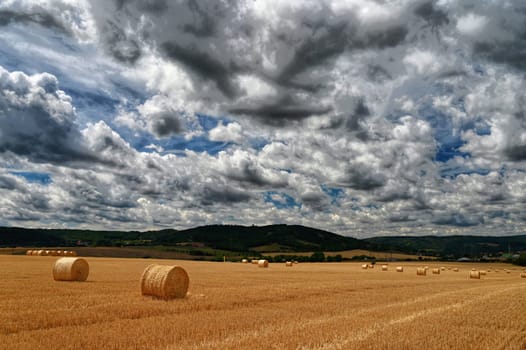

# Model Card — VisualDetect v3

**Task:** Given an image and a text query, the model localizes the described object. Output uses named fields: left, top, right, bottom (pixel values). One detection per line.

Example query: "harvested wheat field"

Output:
left=1, top=256, right=525, bottom=350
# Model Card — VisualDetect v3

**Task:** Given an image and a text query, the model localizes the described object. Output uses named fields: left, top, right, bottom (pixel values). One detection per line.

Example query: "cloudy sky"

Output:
left=0, top=0, right=525, bottom=237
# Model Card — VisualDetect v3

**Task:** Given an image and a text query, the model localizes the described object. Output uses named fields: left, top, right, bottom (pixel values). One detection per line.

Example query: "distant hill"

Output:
left=151, top=224, right=368, bottom=252
left=2, top=225, right=525, bottom=259
left=364, top=235, right=526, bottom=258
left=0, top=224, right=370, bottom=253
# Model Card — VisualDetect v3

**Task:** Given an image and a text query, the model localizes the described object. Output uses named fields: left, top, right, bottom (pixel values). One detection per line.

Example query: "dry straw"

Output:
left=470, top=270, right=481, bottom=279
left=285, top=261, right=293, bottom=267
left=396, top=266, right=404, bottom=272
left=417, top=267, right=426, bottom=276
left=258, top=259, right=269, bottom=268
left=432, top=268, right=440, bottom=275
left=381, top=265, right=388, bottom=271
left=140, top=264, right=189, bottom=299
left=53, top=257, right=89, bottom=281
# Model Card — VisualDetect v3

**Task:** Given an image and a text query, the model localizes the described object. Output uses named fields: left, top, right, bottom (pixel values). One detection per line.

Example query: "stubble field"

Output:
left=1, top=255, right=525, bottom=350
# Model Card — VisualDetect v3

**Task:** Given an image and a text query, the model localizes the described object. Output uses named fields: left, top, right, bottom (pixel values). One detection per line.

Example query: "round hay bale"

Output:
left=49, top=250, right=57, bottom=256
left=53, top=257, right=89, bottom=281
left=293, top=261, right=299, bottom=264
left=381, top=265, right=388, bottom=271
left=361, top=264, right=368, bottom=269
left=440, top=266, right=445, bottom=271
left=396, top=266, right=403, bottom=272
left=69, top=251, right=78, bottom=256
left=140, top=264, right=189, bottom=299
left=241, top=259, right=248, bottom=263
left=26, top=250, right=32, bottom=255
left=424, top=266, right=429, bottom=270
left=57, top=250, right=64, bottom=256
left=251, top=259, right=258, bottom=264
left=368, top=264, right=374, bottom=269
left=453, top=268, right=459, bottom=272
left=470, top=270, right=480, bottom=279
left=480, top=270, right=487, bottom=276
left=432, top=268, right=440, bottom=275
left=258, top=259, right=269, bottom=268
left=520, top=273, right=526, bottom=279
left=285, top=261, right=293, bottom=267
left=417, top=267, right=426, bottom=276
left=31, top=250, right=39, bottom=256
left=37, top=250, right=45, bottom=256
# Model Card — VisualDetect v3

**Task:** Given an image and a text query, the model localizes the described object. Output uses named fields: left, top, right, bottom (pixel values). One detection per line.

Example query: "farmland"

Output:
left=1, top=255, right=525, bottom=349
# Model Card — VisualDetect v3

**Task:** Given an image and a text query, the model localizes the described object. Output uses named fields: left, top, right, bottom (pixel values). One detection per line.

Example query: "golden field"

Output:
left=1, top=255, right=525, bottom=350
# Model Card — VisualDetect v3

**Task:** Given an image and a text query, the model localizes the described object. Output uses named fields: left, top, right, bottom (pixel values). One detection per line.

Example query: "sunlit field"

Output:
left=1, top=255, right=525, bottom=350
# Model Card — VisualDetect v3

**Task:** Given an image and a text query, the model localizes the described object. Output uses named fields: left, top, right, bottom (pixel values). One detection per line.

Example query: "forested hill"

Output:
left=0, top=224, right=369, bottom=252
left=1, top=225, right=525, bottom=258
left=364, top=235, right=526, bottom=257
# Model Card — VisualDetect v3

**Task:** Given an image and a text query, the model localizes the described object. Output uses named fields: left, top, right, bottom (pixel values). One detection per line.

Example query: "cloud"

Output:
left=0, top=0, right=526, bottom=237
left=0, top=65, right=104, bottom=165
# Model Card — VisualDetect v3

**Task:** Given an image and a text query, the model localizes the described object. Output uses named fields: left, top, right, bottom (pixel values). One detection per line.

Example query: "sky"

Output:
left=0, top=0, right=525, bottom=237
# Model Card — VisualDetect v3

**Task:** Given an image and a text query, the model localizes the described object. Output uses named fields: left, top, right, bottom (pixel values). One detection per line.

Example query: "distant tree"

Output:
left=310, top=251, right=325, bottom=262
left=514, top=253, right=526, bottom=266
left=326, top=254, right=342, bottom=262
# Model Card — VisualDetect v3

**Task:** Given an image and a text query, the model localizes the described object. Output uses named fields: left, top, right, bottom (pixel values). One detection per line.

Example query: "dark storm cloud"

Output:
left=114, top=0, right=168, bottom=13
left=161, top=42, right=238, bottom=99
left=504, top=145, right=526, bottom=161
left=0, top=104, right=101, bottom=165
left=201, top=185, right=252, bottom=205
left=103, top=20, right=141, bottom=64
left=367, top=65, right=392, bottom=82
left=433, top=214, right=484, bottom=227
left=183, top=0, right=217, bottom=37
left=345, top=99, right=370, bottom=131
left=229, top=96, right=332, bottom=126
left=339, top=169, right=386, bottom=191
left=0, top=67, right=113, bottom=166
left=0, top=9, right=69, bottom=34
left=150, top=112, right=183, bottom=137
left=0, top=174, right=18, bottom=190
left=355, top=26, right=408, bottom=50
left=277, top=22, right=349, bottom=85
left=474, top=41, right=526, bottom=72
left=300, top=192, right=330, bottom=212
left=226, top=162, right=269, bottom=187
left=414, top=1, right=449, bottom=28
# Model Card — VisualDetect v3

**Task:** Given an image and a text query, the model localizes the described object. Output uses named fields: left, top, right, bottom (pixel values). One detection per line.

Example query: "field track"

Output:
left=1, top=255, right=525, bottom=349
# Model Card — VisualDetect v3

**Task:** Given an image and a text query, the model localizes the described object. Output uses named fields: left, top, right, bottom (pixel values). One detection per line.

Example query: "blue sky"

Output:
left=0, top=0, right=525, bottom=237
